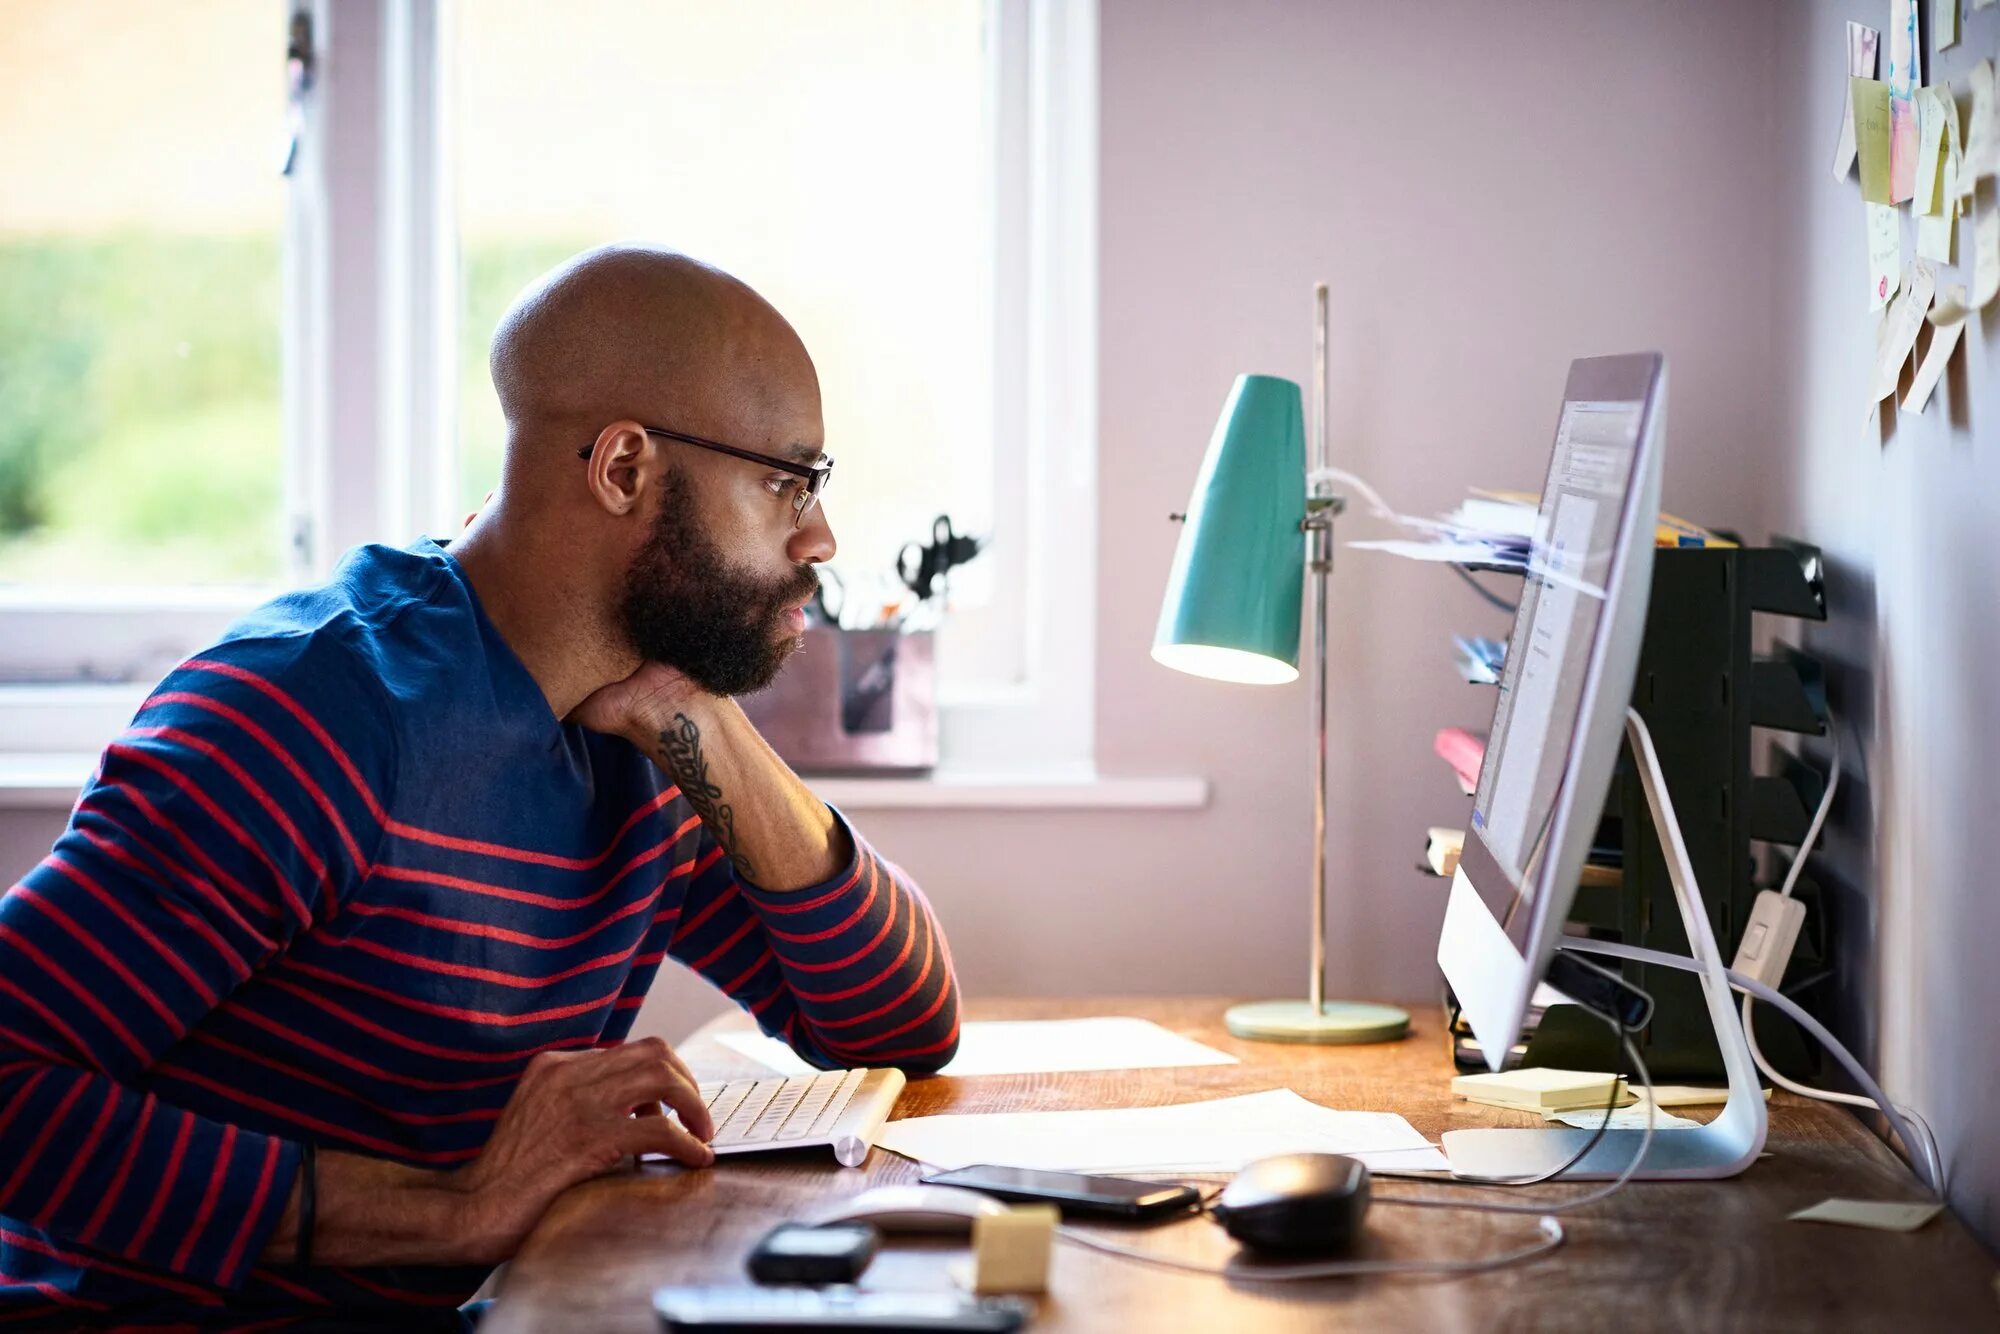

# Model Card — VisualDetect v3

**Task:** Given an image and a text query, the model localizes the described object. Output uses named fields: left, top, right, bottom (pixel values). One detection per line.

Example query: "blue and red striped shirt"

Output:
left=0, top=537, right=960, bottom=1325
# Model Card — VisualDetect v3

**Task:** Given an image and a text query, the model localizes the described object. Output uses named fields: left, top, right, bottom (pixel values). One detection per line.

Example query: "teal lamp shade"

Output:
left=1152, top=374, right=1307, bottom=685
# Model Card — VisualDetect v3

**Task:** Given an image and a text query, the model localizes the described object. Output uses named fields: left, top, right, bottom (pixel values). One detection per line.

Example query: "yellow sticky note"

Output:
left=1853, top=78, right=1894, bottom=204
left=1789, top=1198, right=1944, bottom=1232
left=1866, top=201, right=1902, bottom=311
left=1914, top=88, right=1949, bottom=214
left=969, top=1205, right=1056, bottom=1295
left=1919, top=156, right=1957, bottom=262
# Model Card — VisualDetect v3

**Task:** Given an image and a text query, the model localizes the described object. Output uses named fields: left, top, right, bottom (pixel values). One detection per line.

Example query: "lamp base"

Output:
left=1224, top=999, right=1410, bottom=1045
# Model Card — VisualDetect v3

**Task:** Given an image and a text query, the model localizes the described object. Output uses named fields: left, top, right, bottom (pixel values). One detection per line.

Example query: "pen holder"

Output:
left=739, top=625, right=938, bottom=773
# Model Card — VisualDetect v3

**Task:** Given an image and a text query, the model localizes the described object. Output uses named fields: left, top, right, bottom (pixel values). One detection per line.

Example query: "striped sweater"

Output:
left=0, top=537, right=960, bottom=1326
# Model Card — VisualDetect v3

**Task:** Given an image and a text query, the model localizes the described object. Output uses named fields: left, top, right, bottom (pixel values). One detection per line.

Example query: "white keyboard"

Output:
left=664, top=1067, right=907, bottom=1168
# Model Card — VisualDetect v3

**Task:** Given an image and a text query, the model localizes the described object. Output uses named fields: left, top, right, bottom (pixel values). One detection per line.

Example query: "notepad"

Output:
left=1452, top=1067, right=1630, bottom=1113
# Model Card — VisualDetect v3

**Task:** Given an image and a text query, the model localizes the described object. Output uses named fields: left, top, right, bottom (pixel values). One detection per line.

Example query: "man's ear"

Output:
left=581, top=421, right=654, bottom=516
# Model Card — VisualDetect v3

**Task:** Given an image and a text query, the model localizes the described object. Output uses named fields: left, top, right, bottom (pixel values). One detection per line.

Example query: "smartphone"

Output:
left=919, top=1165, right=1200, bottom=1220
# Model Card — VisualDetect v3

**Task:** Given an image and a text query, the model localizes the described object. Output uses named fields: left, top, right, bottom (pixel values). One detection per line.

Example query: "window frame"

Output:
left=0, top=0, right=1099, bottom=784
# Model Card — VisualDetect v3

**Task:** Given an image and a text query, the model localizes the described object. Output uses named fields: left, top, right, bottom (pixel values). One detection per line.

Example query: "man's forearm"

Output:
left=630, top=694, right=851, bottom=890
left=258, top=1149, right=487, bottom=1269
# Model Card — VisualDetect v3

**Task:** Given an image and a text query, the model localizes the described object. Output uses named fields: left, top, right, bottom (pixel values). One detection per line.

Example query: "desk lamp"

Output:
left=1152, top=284, right=1410, bottom=1045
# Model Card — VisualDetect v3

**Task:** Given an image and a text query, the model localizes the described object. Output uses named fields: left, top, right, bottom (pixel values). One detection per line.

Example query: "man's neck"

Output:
left=446, top=510, right=633, bottom=722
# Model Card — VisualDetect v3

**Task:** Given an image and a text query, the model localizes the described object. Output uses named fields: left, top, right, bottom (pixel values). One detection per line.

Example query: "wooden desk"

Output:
left=483, top=998, right=1995, bottom=1332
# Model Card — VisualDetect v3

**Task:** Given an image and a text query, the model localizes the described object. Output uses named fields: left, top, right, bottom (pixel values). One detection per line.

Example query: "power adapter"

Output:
left=1730, top=890, right=1806, bottom=991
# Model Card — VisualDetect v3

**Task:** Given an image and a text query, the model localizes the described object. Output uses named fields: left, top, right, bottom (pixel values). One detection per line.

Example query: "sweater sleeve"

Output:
left=664, top=807, right=960, bottom=1073
left=0, top=633, right=390, bottom=1291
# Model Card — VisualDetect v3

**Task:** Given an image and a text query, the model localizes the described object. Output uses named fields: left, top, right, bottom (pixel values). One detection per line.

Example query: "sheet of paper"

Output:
left=1976, top=183, right=2000, bottom=308
left=1904, top=285, right=1968, bottom=413
left=1935, top=0, right=1958, bottom=48
left=1347, top=538, right=1527, bottom=568
left=1887, top=0, right=1919, bottom=201
left=1788, top=1198, right=1945, bottom=1231
left=1874, top=258, right=1936, bottom=400
left=874, top=1088, right=1435, bottom=1175
left=1548, top=1099, right=1703, bottom=1131
left=1967, top=60, right=1998, bottom=186
left=1915, top=88, right=1949, bottom=213
left=1835, top=22, right=1883, bottom=179
left=716, top=1017, right=1240, bottom=1079
left=1854, top=77, right=1895, bottom=203
left=1866, top=201, right=1903, bottom=311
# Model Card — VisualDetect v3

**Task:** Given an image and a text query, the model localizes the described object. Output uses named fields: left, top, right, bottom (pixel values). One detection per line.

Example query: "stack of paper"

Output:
left=874, top=1089, right=1449, bottom=1176
left=1452, top=1067, right=1631, bottom=1113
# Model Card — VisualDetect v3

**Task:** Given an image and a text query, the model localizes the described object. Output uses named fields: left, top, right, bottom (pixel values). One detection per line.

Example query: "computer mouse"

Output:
left=1209, top=1153, right=1371, bottom=1255
left=807, top=1184, right=1010, bottom=1235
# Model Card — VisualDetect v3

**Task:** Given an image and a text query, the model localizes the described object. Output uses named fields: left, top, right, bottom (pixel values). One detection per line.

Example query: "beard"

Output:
left=617, top=475, right=822, bottom=697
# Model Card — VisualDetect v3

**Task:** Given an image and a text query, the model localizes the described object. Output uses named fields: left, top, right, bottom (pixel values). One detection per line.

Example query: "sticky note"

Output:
left=1834, top=23, right=1882, bottom=181
left=1873, top=258, right=1934, bottom=402
left=1966, top=61, right=1998, bottom=185
left=1935, top=0, right=1957, bottom=48
left=1914, top=88, right=1949, bottom=214
left=1789, top=1198, right=1944, bottom=1232
left=1853, top=78, right=1894, bottom=203
left=1887, top=0, right=1919, bottom=202
left=1904, top=285, right=1967, bottom=414
left=968, top=1205, right=1056, bottom=1295
left=1919, top=157, right=1957, bottom=262
left=1974, top=185, right=1999, bottom=309
left=1866, top=201, right=1902, bottom=311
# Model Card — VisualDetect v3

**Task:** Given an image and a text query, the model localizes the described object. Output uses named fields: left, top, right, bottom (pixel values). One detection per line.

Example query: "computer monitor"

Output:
left=1436, top=352, right=1667, bottom=1073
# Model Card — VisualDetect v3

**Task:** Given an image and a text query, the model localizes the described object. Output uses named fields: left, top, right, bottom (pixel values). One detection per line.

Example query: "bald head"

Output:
left=488, top=245, right=818, bottom=472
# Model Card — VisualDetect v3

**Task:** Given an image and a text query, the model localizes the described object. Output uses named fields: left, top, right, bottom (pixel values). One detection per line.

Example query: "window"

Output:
left=0, top=1, right=287, bottom=593
left=1, top=0, right=1098, bottom=782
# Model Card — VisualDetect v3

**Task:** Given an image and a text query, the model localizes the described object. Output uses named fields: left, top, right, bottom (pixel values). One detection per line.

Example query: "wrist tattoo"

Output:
left=658, top=712, right=755, bottom=879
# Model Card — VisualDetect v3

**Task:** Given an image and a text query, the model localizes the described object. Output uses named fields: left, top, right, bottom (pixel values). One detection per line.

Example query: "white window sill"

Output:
left=0, top=752, right=1207, bottom=813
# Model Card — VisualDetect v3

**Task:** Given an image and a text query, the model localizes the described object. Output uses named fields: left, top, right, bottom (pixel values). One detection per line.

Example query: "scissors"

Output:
left=897, top=515, right=982, bottom=602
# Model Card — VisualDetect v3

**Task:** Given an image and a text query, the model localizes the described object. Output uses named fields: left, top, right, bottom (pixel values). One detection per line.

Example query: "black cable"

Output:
left=1449, top=562, right=1519, bottom=613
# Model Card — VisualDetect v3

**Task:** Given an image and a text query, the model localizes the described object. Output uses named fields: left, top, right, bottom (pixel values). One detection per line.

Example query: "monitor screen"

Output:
left=1438, top=352, right=1665, bottom=1074
left=1469, top=398, right=1645, bottom=914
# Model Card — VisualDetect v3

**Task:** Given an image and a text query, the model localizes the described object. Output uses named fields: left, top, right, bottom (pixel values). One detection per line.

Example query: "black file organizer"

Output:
left=1453, top=539, right=1835, bottom=1080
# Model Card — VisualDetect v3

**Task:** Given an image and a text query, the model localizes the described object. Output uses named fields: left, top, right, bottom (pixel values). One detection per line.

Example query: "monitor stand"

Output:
left=1441, top=708, right=1768, bottom=1181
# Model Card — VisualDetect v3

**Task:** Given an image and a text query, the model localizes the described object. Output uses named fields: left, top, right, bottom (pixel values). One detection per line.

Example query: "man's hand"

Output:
left=570, top=661, right=704, bottom=743
left=448, top=1037, right=715, bottom=1263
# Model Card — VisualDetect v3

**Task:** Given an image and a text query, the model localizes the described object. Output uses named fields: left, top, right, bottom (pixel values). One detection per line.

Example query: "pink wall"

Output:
left=814, top=0, right=1790, bottom=1014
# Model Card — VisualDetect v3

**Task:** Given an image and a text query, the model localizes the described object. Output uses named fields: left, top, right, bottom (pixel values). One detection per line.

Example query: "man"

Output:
left=0, top=246, right=960, bottom=1325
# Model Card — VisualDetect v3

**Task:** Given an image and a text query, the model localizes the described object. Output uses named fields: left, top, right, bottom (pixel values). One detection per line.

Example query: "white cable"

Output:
left=1731, top=716, right=1946, bottom=1191
left=1056, top=1214, right=1564, bottom=1282
left=1560, top=937, right=1941, bottom=1196
left=1052, top=1030, right=1656, bottom=1283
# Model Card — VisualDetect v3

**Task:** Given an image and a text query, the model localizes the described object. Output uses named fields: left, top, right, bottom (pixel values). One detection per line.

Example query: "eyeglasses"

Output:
left=579, top=424, right=834, bottom=528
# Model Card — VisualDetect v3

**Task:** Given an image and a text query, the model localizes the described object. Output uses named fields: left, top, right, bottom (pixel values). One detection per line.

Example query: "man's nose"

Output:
left=788, top=504, right=836, bottom=565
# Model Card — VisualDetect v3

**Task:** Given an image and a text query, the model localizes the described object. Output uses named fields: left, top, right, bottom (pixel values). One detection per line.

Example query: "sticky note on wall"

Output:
left=1853, top=78, right=1894, bottom=205
left=1866, top=202, right=1902, bottom=312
